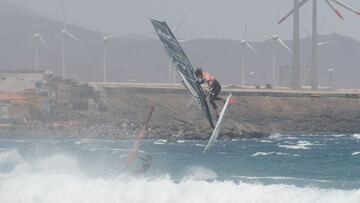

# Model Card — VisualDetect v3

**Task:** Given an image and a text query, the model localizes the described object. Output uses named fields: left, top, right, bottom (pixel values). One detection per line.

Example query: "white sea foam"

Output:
left=183, top=166, right=218, bottom=181
left=269, top=133, right=283, bottom=139
left=0, top=153, right=359, bottom=203
left=231, top=175, right=332, bottom=183
left=260, top=140, right=272, bottom=143
left=0, top=174, right=359, bottom=203
left=352, top=134, right=360, bottom=139
left=352, top=151, right=360, bottom=156
left=75, top=139, right=94, bottom=145
left=0, top=149, right=30, bottom=178
left=193, top=144, right=205, bottom=147
left=0, top=149, right=24, bottom=165
left=153, top=141, right=166, bottom=145
left=278, top=141, right=314, bottom=150
left=36, top=154, right=82, bottom=175
left=252, top=152, right=300, bottom=157
left=252, top=152, right=274, bottom=157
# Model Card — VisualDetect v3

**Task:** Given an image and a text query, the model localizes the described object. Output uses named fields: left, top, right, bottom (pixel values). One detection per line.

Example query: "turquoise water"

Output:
left=0, top=133, right=360, bottom=202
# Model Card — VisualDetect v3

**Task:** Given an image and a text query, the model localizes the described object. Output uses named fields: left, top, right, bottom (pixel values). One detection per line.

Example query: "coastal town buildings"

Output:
left=0, top=69, right=99, bottom=125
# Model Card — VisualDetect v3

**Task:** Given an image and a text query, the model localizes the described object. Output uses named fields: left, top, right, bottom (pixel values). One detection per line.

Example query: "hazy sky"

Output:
left=4, top=0, right=360, bottom=41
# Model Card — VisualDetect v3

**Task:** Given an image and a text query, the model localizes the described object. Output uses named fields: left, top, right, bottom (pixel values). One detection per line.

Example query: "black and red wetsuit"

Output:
left=199, top=71, right=223, bottom=110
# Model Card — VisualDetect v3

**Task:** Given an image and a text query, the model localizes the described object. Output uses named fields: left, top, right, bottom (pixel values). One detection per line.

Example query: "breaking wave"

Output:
left=183, top=166, right=218, bottom=181
left=0, top=151, right=360, bottom=203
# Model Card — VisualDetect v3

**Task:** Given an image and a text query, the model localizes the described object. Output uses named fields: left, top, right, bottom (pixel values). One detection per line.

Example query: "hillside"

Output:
left=0, top=2, right=360, bottom=88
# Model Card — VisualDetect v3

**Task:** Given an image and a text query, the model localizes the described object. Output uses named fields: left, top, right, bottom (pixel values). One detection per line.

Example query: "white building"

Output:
left=0, top=70, right=53, bottom=93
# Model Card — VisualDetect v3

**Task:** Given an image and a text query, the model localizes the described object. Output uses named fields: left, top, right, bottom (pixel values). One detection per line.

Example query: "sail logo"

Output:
left=157, top=29, right=172, bottom=40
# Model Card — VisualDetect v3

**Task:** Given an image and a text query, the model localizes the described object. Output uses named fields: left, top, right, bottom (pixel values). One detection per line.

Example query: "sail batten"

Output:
left=150, top=19, right=215, bottom=129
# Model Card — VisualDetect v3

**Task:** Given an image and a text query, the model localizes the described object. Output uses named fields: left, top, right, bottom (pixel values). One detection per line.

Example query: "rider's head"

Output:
left=195, top=67, right=203, bottom=77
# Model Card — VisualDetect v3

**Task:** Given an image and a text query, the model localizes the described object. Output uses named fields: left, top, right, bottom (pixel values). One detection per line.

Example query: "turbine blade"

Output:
left=66, top=32, right=85, bottom=44
left=331, top=0, right=360, bottom=15
left=302, top=26, right=311, bottom=38
left=246, top=42, right=260, bottom=55
left=328, top=66, right=336, bottom=72
left=277, top=38, right=293, bottom=55
left=178, top=38, right=189, bottom=43
left=39, top=35, right=48, bottom=48
left=244, top=20, right=247, bottom=39
left=317, top=41, right=331, bottom=46
left=278, top=9, right=294, bottom=24
left=172, top=14, right=188, bottom=33
left=278, top=0, right=310, bottom=24
left=276, top=13, right=280, bottom=35
left=93, top=26, right=105, bottom=37
left=48, top=33, right=63, bottom=46
left=325, top=0, right=344, bottom=20
left=111, top=31, right=121, bottom=38
left=62, top=2, right=67, bottom=26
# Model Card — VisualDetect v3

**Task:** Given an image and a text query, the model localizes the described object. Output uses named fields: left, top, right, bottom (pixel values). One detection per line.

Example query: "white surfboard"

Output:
left=203, top=93, right=232, bottom=153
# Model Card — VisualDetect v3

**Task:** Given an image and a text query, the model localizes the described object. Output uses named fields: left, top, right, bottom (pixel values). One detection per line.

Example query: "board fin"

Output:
left=203, top=93, right=232, bottom=153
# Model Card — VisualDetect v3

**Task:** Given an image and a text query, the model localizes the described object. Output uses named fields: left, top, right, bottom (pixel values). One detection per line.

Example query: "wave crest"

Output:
left=0, top=175, right=359, bottom=203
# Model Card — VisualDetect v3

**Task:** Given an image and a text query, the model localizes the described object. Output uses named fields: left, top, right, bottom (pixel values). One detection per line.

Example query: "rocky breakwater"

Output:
left=102, top=84, right=360, bottom=139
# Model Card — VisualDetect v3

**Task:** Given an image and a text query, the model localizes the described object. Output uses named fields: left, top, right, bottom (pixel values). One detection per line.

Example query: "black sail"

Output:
left=150, top=19, right=215, bottom=129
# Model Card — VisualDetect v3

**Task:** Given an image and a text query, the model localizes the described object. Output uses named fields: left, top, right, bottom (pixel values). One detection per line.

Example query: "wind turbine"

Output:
left=240, top=21, right=259, bottom=86
left=328, top=66, right=335, bottom=88
left=49, top=4, right=84, bottom=79
left=95, top=29, right=118, bottom=83
left=302, top=27, right=331, bottom=46
left=29, top=25, right=47, bottom=70
left=279, top=0, right=360, bottom=90
left=248, top=67, right=259, bottom=76
left=272, top=18, right=293, bottom=87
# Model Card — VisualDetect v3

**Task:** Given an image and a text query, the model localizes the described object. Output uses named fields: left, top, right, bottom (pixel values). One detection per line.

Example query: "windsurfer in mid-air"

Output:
left=195, top=67, right=225, bottom=119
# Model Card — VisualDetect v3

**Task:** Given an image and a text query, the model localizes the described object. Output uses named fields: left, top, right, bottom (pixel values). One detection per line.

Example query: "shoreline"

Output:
left=2, top=83, right=360, bottom=138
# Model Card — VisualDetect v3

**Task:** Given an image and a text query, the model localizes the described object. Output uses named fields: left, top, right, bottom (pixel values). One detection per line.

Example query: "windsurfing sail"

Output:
left=124, top=106, right=155, bottom=168
left=203, top=93, right=232, bottom=153
left=150, top=18, right=215, bottom=129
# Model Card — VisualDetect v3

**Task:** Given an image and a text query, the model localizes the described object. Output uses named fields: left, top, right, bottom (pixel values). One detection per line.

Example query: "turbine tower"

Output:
left=50, top=4, right=84, bottom=79
left=29, top=25, right=47, bottom=70
left=271, top=19, right=293, bottom=87
left=292, top=0, right=301, bottom=89
left=280, top=0, right=360, bottom=90
left=328, top=66, right=335, bottom=89
left=302, top=27, right=331, bottom=46
left=240, top=21, right=259, bottom=86
left=96, top=29, right=118, bottom=83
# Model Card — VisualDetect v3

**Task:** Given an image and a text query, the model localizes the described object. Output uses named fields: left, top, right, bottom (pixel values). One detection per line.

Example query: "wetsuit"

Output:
left=199, top=72, right=223, bottom=111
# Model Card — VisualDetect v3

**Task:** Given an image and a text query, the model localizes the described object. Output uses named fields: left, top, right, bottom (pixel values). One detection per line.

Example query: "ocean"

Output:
left=0, top=133, right=359, bottom=203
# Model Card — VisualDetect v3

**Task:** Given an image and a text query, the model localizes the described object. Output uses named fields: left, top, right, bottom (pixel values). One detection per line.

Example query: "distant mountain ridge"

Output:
left=0, top=1, right=43, bottom=18
left=0, top=2, right=360, bottom=88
